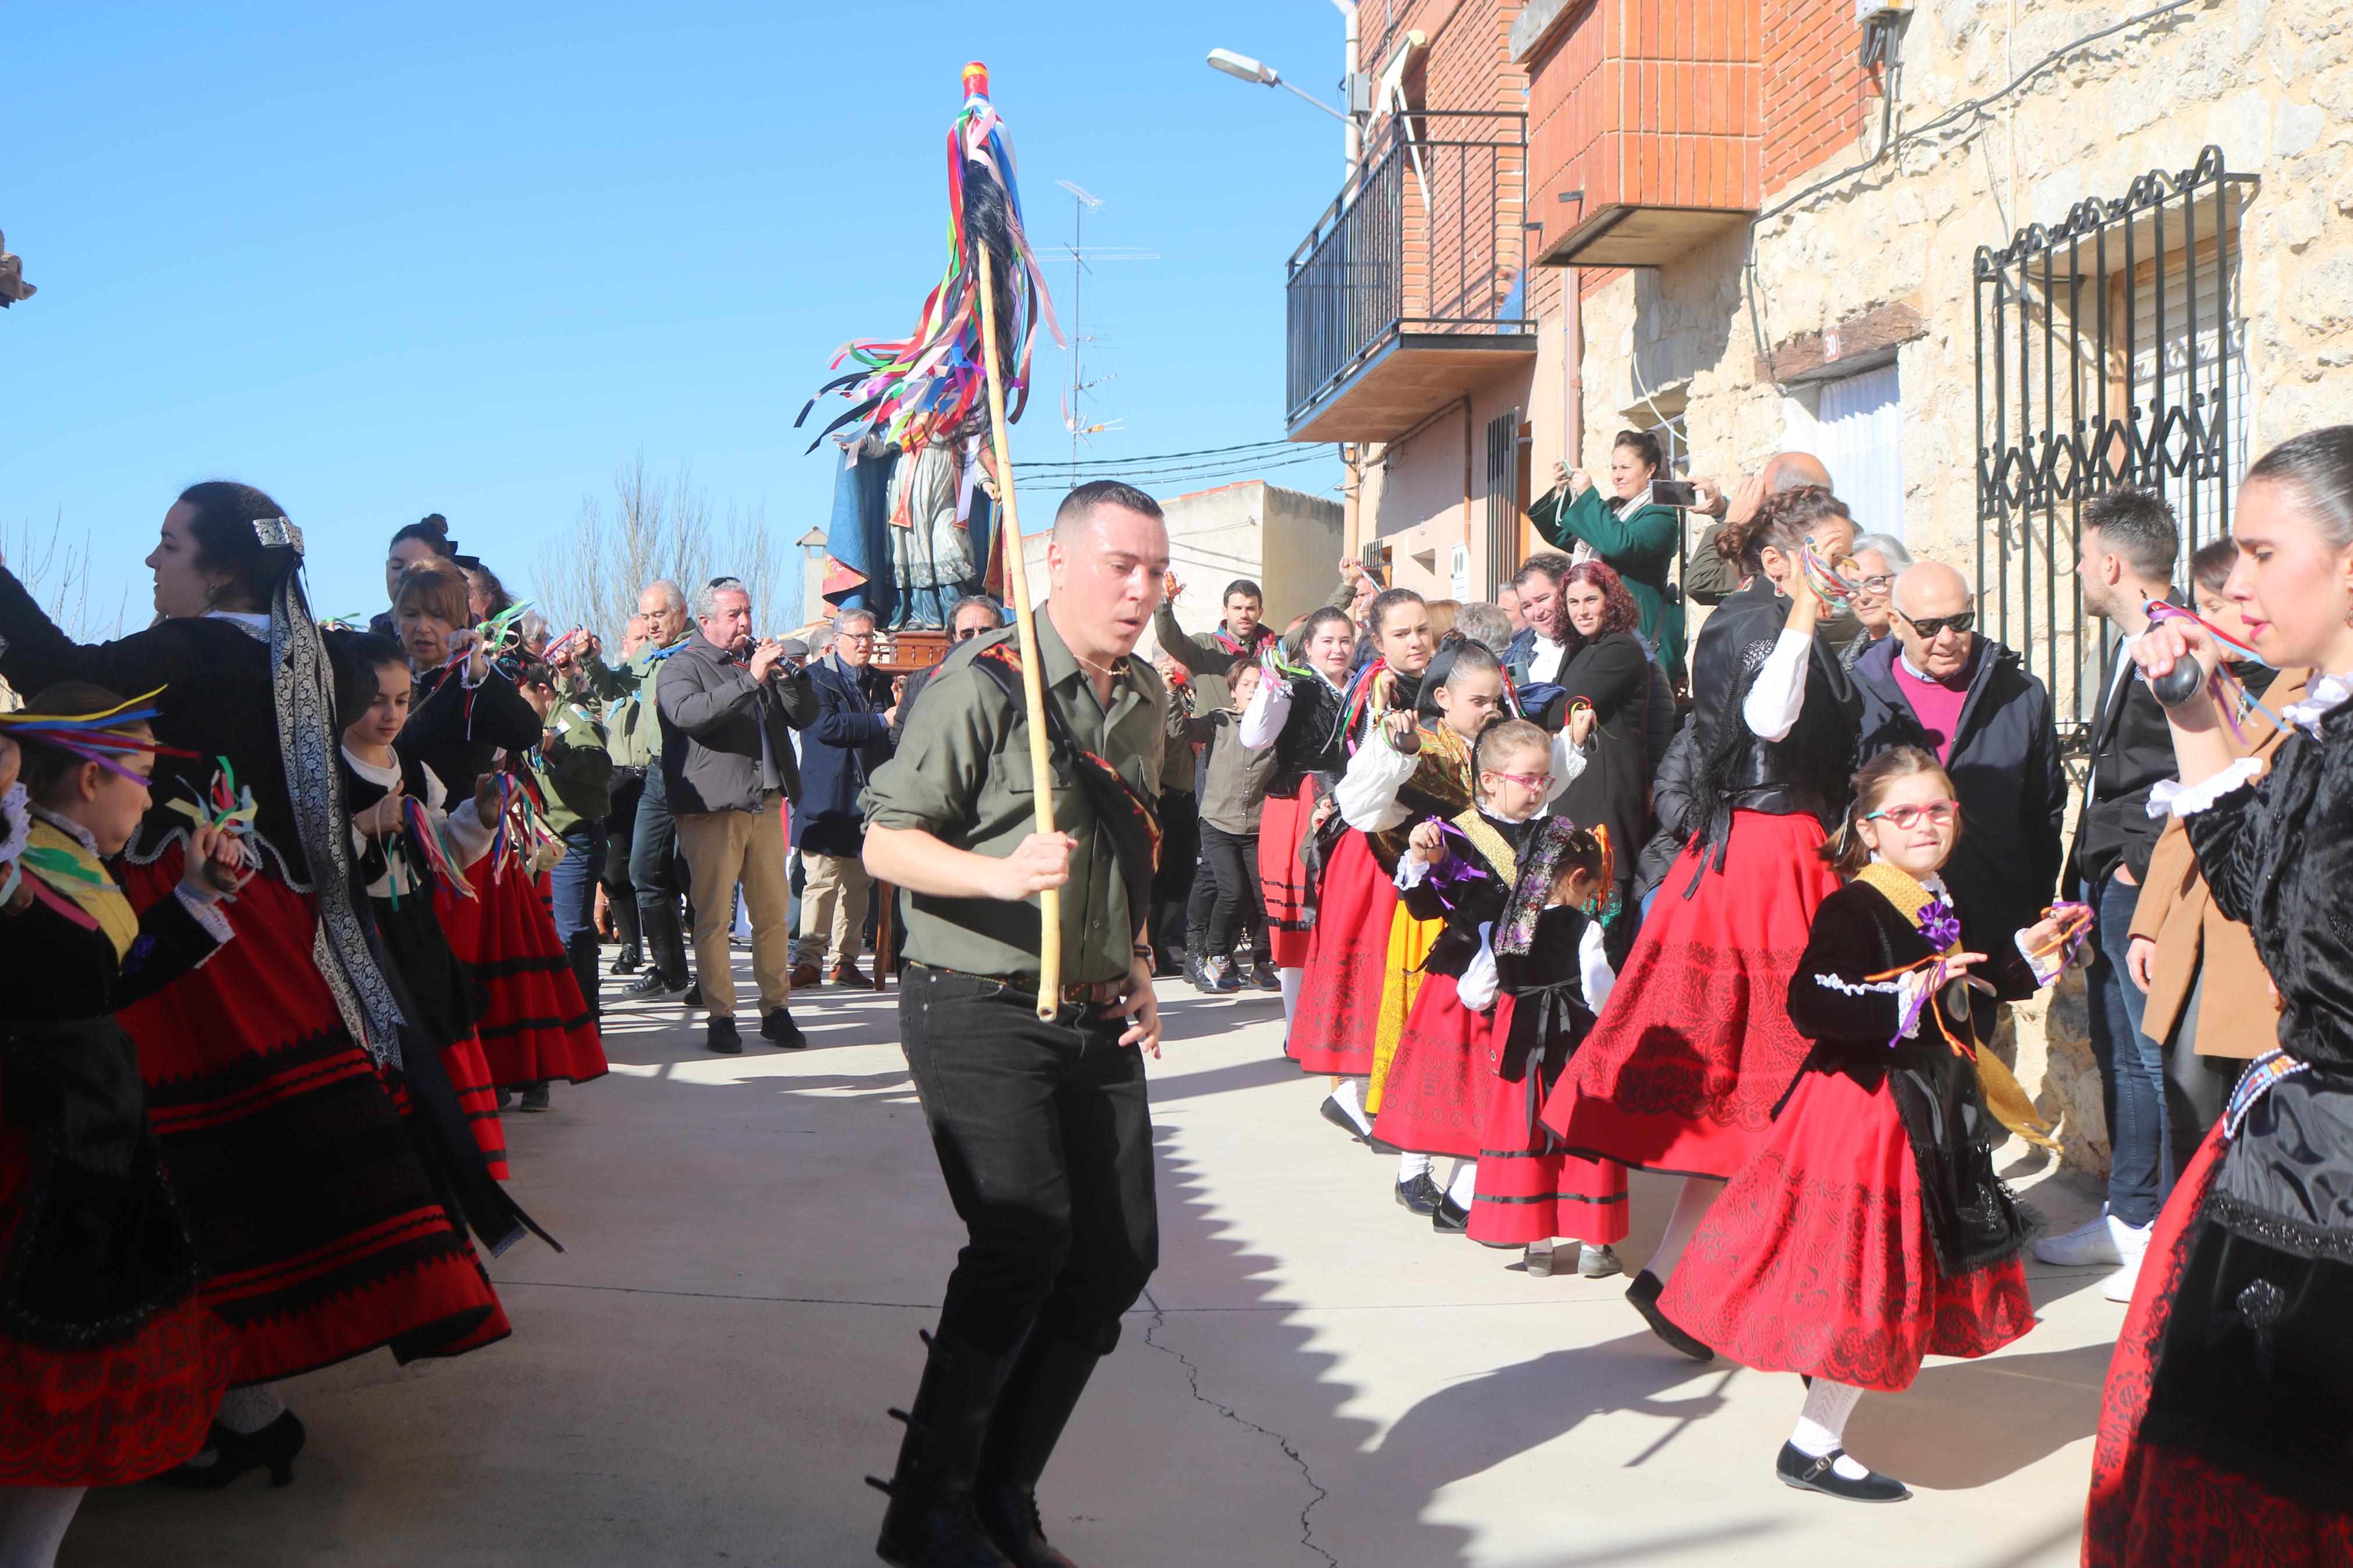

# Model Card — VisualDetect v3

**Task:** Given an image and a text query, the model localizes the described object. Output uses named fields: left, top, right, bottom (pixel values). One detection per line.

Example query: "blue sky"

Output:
left=2, top=2, right=1357, bottom=634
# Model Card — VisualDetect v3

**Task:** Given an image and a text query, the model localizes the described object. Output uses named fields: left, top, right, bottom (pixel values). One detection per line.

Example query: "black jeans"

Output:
left=898, top=964, right=1158, bottom=1357
left=602, top=773, right=645, bottom=898
left=1199, top=823, right=1266, bottom=961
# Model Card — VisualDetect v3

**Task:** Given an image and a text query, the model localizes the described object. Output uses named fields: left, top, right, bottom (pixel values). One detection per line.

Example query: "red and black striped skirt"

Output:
left=436, top=862, right=606, bottom=1090
left=1287, top=830, right=1394, bottom=1076
left=1258, top=780, right=1320, bottom=970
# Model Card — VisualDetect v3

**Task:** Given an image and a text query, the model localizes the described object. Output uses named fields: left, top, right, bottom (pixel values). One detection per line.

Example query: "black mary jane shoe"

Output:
left=153, top=1412, right=307, bottom=1490
left=1431, top=1194, right=1471, bottom=1233
left=1394, top=1173, right=1444, bottom=1217
left=1775, top=1442, right=1911, bottom=1503
left=1318, top=1095, right=1369, bottom=1144
left=1624, top=1269, right=1715, bottom=1362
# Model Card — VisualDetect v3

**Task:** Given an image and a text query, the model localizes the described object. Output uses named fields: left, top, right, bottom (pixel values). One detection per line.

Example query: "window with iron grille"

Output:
left=1974, top=144, right=2257, bottom=743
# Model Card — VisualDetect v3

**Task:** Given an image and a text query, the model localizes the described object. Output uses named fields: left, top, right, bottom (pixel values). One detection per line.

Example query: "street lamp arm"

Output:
left=1275, top=77, right=1354, bottom=123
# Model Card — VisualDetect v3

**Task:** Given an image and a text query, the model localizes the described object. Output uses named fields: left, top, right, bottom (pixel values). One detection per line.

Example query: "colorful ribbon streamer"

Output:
left=2143, top=600, right=2286, bottom=745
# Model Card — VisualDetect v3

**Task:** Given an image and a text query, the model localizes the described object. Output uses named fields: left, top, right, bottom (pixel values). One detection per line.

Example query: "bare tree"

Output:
left=533, top=456, right=787, bottom=644
left=0, top=513, right=130, bottom=710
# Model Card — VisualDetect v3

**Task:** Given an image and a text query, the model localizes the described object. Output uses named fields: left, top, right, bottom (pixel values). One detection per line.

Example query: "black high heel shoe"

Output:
left=153, top=1411, right=307, bottom=1489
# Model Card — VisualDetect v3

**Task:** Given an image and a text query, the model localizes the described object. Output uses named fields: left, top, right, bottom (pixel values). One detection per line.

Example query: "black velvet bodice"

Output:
left=1688, top=579, right=1859, bottom=824
left=398, top=664, right=542, bottom=800
left=1269, top=676, right=1349, bottom=798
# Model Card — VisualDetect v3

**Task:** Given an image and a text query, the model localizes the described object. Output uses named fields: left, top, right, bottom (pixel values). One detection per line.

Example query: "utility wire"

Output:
left=1010, top=436, right=1303, bottom=470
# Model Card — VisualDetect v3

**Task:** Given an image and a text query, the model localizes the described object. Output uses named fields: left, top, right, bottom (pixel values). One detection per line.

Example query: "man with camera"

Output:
left=655, top=576, right=819, bottom=1053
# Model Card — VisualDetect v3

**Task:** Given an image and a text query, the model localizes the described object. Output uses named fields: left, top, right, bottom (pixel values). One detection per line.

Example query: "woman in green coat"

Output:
left=1529, top=428, right=1688, bottom=687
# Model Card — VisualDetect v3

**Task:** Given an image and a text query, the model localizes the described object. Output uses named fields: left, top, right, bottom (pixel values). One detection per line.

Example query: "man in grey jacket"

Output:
left=656, top=576, right=819, bottom=1053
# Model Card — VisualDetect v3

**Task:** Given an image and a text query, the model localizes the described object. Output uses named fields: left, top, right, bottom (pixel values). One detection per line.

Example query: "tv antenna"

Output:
left=1052, top=179, right=1156, bottom=489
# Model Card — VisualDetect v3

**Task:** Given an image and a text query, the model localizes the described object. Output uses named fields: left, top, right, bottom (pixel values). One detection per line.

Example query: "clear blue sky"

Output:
left=2, top=2, right=1357, bottom=635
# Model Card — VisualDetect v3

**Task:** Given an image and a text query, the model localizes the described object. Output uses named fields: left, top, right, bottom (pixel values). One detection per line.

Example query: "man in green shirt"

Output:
left=859, top=479, right=1169, bottom=1568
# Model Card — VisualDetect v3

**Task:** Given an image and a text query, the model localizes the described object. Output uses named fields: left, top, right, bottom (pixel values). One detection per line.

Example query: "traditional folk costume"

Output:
left=341, top=746, right=508, bottom=1176
left=1237, top=653, right=1349, bottom=977
left=0, top=560, right=519, bottom=1389
left=1544, top=581, right=1860, bottom=1177
left=401, top=664, right=605, bottom=1093
left=1468, top=823, right=1630, bottom=1251
left=2087, top=676, right=2353, bottom=1565
left=1659, top=863, right=2053, bottom=1393
left=0, top=787, right=239, bottom=1488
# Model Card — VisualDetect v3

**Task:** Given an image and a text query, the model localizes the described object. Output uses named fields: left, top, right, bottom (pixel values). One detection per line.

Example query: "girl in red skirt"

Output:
left=329, top=632, right=513, bottom=1178
left=1287, top=590, right=1435, bottom=1142
left=0, top=692, right=250, bottom=1563
left=1471, top=816, right=1628, bottom=1278
left=1379, top=721, right=1617, bottom=1256
left=390, top=559, right=604, bottom=1100
left=1662, top=747, right=2070, bottom=1502
left=1543, top=486, right=1860, bottom=1358
left=1238, top=607, right=1358, bottom=1020
left=0, top=485, right=520, bottom=1492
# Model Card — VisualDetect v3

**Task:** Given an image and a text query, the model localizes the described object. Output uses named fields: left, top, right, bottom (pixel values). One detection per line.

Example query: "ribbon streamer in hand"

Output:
left=2143, top=600, right=2285, bottom=745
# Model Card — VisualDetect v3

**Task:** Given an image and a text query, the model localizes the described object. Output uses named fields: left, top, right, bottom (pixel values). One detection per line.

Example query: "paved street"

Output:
left=68, top=957, right=2116, bottom=1567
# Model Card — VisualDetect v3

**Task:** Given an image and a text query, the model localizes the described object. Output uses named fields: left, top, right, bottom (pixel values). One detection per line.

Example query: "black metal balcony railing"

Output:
left=1286, top=111, right=1531, bottom=426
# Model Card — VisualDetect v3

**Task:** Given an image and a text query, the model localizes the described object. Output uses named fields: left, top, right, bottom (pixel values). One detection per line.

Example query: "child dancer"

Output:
left=1470, top=818, right=1628, bottom=1278
left=329, top=633, right=510, bottom=1172
left=1662, top=746, right=2070, bottom=1501
left=0, top=684, right=251, bottom=1564
left=1376, top=720, right=1612, bottom=1245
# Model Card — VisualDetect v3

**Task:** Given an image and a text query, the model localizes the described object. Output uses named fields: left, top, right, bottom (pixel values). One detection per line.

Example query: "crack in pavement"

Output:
left=1140, top=1286, right=1339, bottom=1568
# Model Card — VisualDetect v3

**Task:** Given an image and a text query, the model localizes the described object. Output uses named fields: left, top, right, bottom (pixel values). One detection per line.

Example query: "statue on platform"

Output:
left=819, top=432, right=997, bottom=630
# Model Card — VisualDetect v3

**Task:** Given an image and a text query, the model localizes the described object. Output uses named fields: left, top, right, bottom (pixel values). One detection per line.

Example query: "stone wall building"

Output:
left=1283, top=0, right=2353, bottom=1175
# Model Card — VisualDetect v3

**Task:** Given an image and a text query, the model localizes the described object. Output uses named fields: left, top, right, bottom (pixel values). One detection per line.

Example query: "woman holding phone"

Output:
left=1530, top=428, right=1690, bottom=686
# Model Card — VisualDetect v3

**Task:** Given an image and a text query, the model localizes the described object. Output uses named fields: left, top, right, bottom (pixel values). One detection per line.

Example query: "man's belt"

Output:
left=916, top=963, right=1126, bottom=1008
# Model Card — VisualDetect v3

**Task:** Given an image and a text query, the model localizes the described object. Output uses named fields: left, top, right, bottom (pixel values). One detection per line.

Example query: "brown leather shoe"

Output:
left=789, top=962, right=821, bottom=991
left=829, top=959, right=871, bottom=987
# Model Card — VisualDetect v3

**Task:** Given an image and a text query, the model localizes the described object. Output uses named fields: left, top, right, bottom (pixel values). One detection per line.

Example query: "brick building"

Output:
left=1281, top=0, right=2353, bottom=1171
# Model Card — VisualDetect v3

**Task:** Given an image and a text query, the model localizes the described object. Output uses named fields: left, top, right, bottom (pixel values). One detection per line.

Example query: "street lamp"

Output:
left=1204, top=48, right=1353, bottom=123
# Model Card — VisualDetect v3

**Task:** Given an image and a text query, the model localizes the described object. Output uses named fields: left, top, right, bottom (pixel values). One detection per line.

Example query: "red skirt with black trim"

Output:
left=439, top=1034, right=509, bottom=1180
left=1287, top=830, right=1393, bottom=1075
left=1259, top=781, right=1319, bottom=970
left=1468, top=1048, right=1630, bottom=1247
left=1658, top=1066, right=2035, bottom=1392
left=436, top=863, right=605, bottom=1090
left=1369, top=971, right=1502, bottom=1159
left=2083, top=1122, right=2353, bottom=1566
left=1542, top=811, right=1841, bottom=1178
left=118, top=850, right=510, bottom=1384
left=0, top=1126, right=238, bottom=1485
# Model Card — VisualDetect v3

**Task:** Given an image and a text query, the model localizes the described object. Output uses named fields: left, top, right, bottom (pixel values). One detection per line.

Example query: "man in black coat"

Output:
left=2034, top=488, right=2184, bottom=1296
left=1852, top=560, right=2065, bottom=944
left=793, top=606, right=896, bottom=988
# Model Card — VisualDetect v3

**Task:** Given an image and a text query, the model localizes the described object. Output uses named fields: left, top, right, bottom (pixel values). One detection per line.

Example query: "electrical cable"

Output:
left=1009, top=436, right=1301, bottom=469
left=1744, top=0, right=2200, bottom=382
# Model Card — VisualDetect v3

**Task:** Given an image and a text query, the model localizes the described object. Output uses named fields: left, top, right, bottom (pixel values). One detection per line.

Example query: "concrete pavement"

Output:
left=66, top=957, right=2117, bottom=1567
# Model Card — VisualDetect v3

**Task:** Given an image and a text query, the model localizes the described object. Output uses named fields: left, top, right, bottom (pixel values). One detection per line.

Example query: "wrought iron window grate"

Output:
left=1973, top=144, right=2258, bottom=742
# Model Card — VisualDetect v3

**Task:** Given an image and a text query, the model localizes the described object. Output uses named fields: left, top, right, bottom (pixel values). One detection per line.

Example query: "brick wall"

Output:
left=1759, top=0, right=1872, bottom=193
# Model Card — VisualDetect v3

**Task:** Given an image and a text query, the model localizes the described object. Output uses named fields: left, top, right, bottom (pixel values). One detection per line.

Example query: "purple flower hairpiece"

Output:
left=1918, top=898, right=1962, bottom=951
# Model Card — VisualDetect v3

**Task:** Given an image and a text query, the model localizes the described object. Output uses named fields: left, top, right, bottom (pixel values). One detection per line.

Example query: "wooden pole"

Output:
left=974, top=243, right=1062, bottom=1021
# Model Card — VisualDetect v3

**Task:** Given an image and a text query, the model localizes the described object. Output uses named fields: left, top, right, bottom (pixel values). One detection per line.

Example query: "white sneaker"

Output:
left=2032, top=1211, right=2123, bottom=1267
left=2102, top=1247, right=2146, bottom=1303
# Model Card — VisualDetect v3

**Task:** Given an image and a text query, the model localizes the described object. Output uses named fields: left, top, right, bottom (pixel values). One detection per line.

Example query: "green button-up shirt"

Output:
left=581, top=643, right=668, bottom=770
left=860, top=609, right=1166, bottom=986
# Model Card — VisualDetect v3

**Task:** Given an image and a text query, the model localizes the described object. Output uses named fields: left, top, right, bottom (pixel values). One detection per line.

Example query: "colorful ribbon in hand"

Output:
left=2143, top=600, right=2286, bottom=745
left=164, top=758, right=263, bottom=879
left=2026, top=899, right=2096, bottom=971
left=1800, top=543, right=1858, bottom=614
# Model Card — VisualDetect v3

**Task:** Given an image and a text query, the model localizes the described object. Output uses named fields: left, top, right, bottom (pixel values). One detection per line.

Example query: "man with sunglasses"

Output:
left=1851, top=559, right=2065, bottom=979
left=887, top=594, right=1005, bottom=751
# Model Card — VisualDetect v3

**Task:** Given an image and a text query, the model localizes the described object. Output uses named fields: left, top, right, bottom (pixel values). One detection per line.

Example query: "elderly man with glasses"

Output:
left=1850, top=559, right=2066, bottom=953
left=792, top=606, right=900, bottom=988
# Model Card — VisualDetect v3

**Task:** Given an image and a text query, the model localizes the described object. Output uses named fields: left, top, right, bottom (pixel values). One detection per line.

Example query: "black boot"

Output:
left=634, top=896, right=690, bottom=991
left=973, top=1332, right=1100, bottom=1568
left=871, top=1334, right=1016, bottom=1568
left=612, top=896, right=642, bottom=974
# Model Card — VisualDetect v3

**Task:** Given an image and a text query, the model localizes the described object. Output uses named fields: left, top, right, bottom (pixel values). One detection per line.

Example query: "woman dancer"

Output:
left=1663, top=748, right=2067, bottom=1501
left=1543, top=486, right=1860, bottom=1357
left=0, top=483, right=518, bottom=1487
left=0, top=688, right=249, bottom=1563
left=329, top=631, right=511, bottom=1174
left=1240, top=606, right=1360, bottom=1021
left=1285, top=589, right=1434, bottom=1139
left=393, top=559, right=605, bottom=1099
left=1469, top=816, right=1624, bottom=1276
left=2089, top=427, right=2353, bottom=1563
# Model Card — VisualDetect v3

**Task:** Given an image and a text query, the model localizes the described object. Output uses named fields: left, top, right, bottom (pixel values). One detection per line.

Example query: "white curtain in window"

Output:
left=1816, top=364, right=1906, bottom=541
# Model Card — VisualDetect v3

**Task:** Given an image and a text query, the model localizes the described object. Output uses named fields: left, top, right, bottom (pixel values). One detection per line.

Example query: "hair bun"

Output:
left=419, top=513, right=449, bottom=537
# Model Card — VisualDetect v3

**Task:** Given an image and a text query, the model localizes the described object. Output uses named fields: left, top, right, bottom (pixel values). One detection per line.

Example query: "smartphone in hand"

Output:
left=1652, top=479, right=1699, bottom=509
